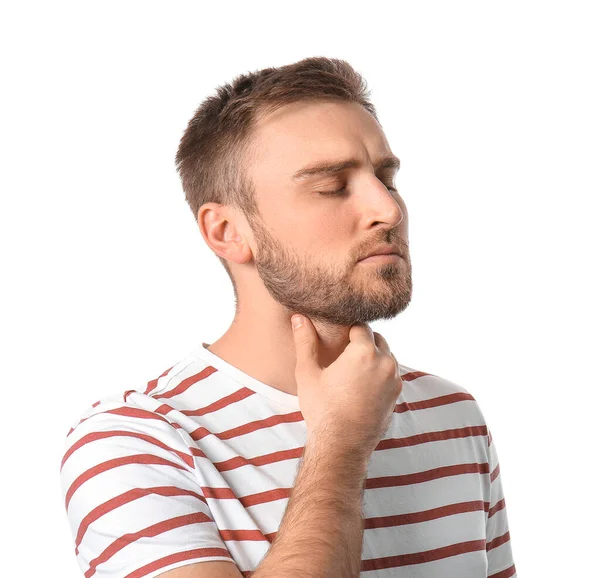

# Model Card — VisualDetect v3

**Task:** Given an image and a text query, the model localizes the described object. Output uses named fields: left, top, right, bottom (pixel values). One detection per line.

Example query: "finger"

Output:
left=373, top=331, right=391, bottom=356
left=349, top=323, right=377, bottom=347
left=390, top=352, right=400, bottom=375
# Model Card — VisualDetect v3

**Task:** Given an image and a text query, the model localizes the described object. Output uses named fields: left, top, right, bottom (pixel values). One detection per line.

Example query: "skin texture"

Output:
left=197, top=100, right=412, bottom=396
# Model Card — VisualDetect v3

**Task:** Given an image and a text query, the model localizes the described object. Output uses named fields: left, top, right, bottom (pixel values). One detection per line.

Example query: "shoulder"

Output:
left=63, top=394, right=178, bottom=441
left=62, top=344, right=210, bottom=443
left=396, top=362, right=488, bottom=426
left=60, top=393, right=198, bottom=484
left=397, top=362, right=472, bottom=397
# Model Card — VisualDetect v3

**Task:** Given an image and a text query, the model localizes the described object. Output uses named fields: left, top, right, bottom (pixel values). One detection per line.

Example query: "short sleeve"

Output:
left=485, top=429, right=517, bottom=578
left=60, top=404, right=236, bottom=578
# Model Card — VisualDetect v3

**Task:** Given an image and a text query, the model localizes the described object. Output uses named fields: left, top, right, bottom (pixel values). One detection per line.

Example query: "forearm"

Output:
left=250, top=434, right=370, bottom=578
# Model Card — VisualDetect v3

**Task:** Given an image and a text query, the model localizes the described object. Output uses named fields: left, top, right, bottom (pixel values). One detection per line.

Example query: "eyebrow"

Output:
left=291, top=154, right=401, bottom=182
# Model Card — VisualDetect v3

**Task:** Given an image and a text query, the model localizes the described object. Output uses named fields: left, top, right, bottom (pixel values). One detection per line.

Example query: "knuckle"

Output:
left=358, top=342, right=377, bottom=359
left=383, top=355, right=398, bottom=376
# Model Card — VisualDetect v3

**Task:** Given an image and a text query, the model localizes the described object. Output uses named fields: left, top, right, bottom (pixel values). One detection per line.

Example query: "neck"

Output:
left=206, top=312, right=353, bottom=397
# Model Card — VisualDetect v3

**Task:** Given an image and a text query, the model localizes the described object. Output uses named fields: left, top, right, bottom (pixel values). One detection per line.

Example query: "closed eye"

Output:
left=317, top=184, right=397, bottom=196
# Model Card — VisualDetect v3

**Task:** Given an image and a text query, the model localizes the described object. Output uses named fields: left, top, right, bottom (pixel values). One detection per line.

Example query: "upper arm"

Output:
left=486, top=430, right=517, bottom=576
left=157, top=561, right=244, bottom=578
left=60, top=406, right=237, bottom=577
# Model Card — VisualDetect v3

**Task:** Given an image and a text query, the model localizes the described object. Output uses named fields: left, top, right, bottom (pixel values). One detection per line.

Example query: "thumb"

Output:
left=290, top=315, right=319, bottom=376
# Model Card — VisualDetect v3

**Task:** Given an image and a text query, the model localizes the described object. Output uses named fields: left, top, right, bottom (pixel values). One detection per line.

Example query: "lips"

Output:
left=359, top=245, right=401, bottom=261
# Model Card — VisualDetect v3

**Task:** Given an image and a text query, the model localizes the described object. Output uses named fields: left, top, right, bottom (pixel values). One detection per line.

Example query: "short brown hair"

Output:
left=175, top=56, right=380, bottom=306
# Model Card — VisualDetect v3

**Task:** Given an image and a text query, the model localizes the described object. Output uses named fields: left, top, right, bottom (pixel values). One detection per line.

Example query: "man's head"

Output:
left=175, top=57, right=412, bottom=327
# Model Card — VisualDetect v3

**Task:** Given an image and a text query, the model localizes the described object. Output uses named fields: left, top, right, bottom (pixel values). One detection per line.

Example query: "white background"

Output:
left=1, top=1, right=598, bottom=576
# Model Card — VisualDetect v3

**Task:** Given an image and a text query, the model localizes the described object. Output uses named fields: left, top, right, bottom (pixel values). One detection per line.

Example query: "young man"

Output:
left=61, top=57, right=517, bottom=578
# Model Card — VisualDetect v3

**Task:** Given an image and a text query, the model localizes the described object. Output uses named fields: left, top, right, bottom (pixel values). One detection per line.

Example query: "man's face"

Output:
left=244, top=100, right=412, bottom=327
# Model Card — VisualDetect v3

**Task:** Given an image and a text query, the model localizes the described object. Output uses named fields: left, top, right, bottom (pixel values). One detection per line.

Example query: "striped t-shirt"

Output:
left=60, top=341, right=517, bottom=578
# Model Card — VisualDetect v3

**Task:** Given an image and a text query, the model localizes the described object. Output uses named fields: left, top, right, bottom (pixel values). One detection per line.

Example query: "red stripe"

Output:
left=190, top=411, right=486, bottom=448
left=182, top=389, right=471, bottom=422
left=394, top=392, right=475, bottom=414
left=144, top=379, right=160, bottom=395
left=217, top=526, right=275, bottom=543
left=197, top=462, right=490, bottom=509
left=155, top=403, right=176, bottom=415
left=488, top=498, right=506, bottom=519
left=182, top=387, right=255, bottom=417
left=79, top=496, right=493, bottom=553
left=190, top=411, right=305, bottom=442
left=66, top=400, right=103, bottom=437
left=377, top=425, right=488, bottom=450
left=216, top=499, right=490, bottom=545
left=67, top=406, right=175, bottom=438
left=105, top=406, right=174, bottom=423
left=144, top=364, right=176, bottom=395
left=124, top=548, right=234, bottom=578
left=61, top=430, right=196, bottom=471
left=366, top=462, right=490, bottom=489
left=70, top=386, right=475, bottom=442
left=84, top=512, right=215, bottom=577
left=213, top=442, right=489, bottom=481
left=486, top=530, right=511, bottom=552
left=489, top=564, right=516, bottom=578
left=65, top=454, right=188, bottom=510
left=67, top=368, right=442, bottom=439
left=364, top=500, right=487, bottom=529
left=399, top=370, right=435, bottom=381
left=154, top=366, right=218, bottom=400
left=74, top=486, right=206, bottom=554
left=491, top=463, right=500, bottom=483
left=361, top=538, right=487, bottom=571
left=216, top=446, right=303, bottom=472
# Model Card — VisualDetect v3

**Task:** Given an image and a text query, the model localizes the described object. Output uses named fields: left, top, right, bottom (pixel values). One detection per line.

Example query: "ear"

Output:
left=198, top=203, right=253, bottom=265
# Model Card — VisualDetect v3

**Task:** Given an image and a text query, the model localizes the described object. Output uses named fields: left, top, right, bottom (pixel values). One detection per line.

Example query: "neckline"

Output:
left=189, top=342, right=301, bottom=410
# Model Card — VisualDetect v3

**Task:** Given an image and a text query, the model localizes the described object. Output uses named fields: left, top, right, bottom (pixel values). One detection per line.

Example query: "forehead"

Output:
left=249, top=101, right=393, bottom=184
